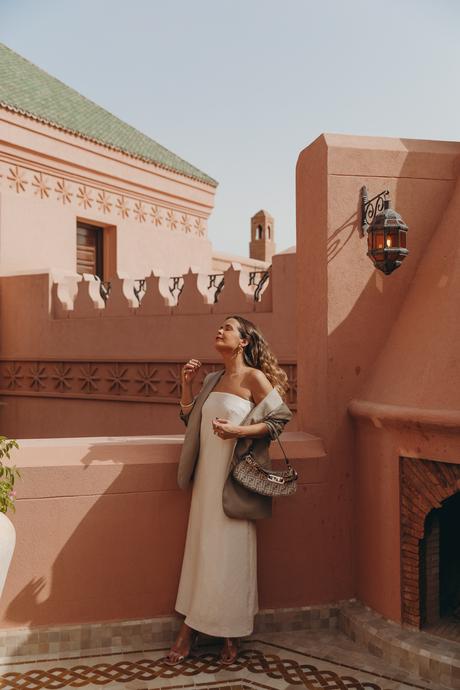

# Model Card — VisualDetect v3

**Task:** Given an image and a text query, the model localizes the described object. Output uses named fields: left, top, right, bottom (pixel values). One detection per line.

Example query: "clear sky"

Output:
left=1, top=0, right=459, bottom=257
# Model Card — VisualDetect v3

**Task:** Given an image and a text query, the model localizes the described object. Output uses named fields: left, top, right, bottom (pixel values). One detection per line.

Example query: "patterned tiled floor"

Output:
left=0, top=629, right=453, bottom=690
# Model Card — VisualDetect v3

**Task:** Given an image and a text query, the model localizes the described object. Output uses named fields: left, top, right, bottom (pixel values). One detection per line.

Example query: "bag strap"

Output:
left=245, top=424, right=295, bottom=472
left=271, top=426, right=294, bottom=470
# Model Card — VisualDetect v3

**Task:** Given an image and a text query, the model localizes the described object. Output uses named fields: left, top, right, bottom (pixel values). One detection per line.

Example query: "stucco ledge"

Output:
left=348, top=398, right=460, bottom=434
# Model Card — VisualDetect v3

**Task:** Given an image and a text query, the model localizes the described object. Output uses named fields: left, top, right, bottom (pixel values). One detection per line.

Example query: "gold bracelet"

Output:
left=180, top=399, right=195, bottom=408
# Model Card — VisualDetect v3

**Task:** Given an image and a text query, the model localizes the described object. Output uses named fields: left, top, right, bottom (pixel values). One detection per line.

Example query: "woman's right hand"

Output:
left=181, top=359, right=202, bottom=385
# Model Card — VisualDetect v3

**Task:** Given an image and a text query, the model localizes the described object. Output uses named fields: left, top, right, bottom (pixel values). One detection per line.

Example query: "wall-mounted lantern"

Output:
left=360, top=186, right=409, bottom=275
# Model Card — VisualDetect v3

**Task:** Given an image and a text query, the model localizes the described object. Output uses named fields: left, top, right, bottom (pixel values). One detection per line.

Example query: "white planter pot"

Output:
left=0, top=512, right=16, bottom=599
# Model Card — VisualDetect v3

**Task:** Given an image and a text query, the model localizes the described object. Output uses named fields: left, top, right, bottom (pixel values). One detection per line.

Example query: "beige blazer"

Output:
left=177, top=368, right=293, bottom=520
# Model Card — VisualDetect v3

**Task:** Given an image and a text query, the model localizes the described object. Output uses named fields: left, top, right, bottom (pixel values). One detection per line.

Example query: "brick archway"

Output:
left=399, top=457, right=460, bottom=628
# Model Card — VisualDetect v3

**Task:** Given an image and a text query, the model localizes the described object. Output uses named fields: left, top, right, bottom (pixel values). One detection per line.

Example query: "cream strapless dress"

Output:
left=175, top=391, right=258, bottom=637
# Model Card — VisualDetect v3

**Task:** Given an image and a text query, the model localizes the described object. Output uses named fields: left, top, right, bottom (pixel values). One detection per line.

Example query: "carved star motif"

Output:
left=96, top=190, right=112, bottom=213
left=7, top=166, right=28, bottom=193
left=107, top=364, right=129, bottom=394
left=116, top=195, right=130, bottom=219
left=32, top=173, right=51, bottom=199
left=149, top=205, right=163, bottom=227
left=77, top=186, right=94, bottom=209
left=55, top=179, right=73, bottom=205
left=52, top=363, right=73, bottom=392
left=3, top=363, right=23, bottom=389
left=133, top=201, right=147, bottom=223
left=135, top=365, right=161, bottom=396
left=78, top=364, right=100, bottom=393
left=181, top=214, right=192, bottom=233
left=194, top=217, right=205, bottom=237
left=166, top=209, right=178, bottom=230
left=28, top=363, right=47, bottom=390
left=166, top=365, right=182, bottom=396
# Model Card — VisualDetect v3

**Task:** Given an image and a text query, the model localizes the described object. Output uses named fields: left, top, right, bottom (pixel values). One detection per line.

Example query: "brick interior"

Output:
left=400, top=457, right=460, bottom=629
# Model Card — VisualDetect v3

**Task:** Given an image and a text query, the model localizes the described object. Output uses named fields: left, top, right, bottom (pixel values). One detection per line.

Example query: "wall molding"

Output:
left=0, top=157, right=207, bottom=237
left=0, top=360, right=297, bottom=408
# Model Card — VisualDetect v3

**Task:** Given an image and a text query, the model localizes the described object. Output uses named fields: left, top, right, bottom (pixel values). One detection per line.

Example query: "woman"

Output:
left=165, top=315, right=293, bottom=666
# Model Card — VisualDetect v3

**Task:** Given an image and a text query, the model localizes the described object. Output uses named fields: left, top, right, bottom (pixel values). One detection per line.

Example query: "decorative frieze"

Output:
left=32, top=172, right=51, bottom=198
left=55, top=178, right=73, bottom=204
left=0, top=360, right=297, bottom=407
left=7, top=164, right=27, bottom=193
left=0, top=159, right=207, bottom=237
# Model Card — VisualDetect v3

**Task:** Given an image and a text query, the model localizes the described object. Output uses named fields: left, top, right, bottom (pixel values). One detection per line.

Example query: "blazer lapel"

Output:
left=177, top=368, right=225, bottom=489
left=193, top=368, right=225, bottom=412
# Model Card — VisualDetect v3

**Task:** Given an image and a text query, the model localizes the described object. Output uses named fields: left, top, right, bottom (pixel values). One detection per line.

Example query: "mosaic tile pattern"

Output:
left=339, top=600, right=460, bottom=689
left=0, top=604, right=338, bottom=663
left=0, top=637, right=447, bottom=690
left=0, top=602, right=458, bottom=687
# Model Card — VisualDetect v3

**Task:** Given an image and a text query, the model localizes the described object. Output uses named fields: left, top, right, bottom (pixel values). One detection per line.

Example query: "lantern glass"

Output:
left=385, top=227, right=400, bottom=248
left=369, top=228, right=385, bottom=262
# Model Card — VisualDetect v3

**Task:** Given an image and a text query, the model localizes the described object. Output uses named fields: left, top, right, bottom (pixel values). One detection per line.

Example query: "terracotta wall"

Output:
left=346, top=138, right=460, bottom=624
left=0, top=432, right=325, bottom=630
left=0, top=251, right=297, bottom=438
left=2, top=132, right=459, bottom=631
left=295, top=134, right=460, bottom=613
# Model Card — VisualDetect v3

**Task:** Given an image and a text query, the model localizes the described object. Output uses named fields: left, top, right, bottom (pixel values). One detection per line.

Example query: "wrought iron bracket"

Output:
left=360, top=186, right=390, bottom=236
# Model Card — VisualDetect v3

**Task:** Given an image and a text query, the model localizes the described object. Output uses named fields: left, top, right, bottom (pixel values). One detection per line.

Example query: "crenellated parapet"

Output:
left=0, top=250, right=296, bottom=438
left=51, top=262, right=274, bottom=318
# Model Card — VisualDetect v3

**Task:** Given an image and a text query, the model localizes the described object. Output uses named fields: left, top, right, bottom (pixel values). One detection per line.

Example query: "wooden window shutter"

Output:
left=77, top=222, right=104, bottom=279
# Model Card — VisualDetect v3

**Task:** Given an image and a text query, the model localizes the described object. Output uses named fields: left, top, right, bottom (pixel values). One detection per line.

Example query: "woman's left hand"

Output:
left=212, top=418, right=242, bottom=439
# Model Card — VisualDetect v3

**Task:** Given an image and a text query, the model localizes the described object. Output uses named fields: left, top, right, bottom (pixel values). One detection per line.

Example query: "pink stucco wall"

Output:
left=0, top=109, right=215, bottom=278
left=1, top=129, right=459, bottom=632
left=0, top=432, right=325, bottom=629
left=347, top=138, right=460, bottom=623
left=296, top=133, right=460, bottom=623
left=0, top=251, right=296, bottom=438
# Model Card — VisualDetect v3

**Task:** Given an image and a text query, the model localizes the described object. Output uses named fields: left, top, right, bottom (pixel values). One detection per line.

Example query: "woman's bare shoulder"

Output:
left=246, top=368, right=273, bottom=401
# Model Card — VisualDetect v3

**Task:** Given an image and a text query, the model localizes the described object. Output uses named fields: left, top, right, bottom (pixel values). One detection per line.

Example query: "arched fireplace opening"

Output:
left=399, top=457, right=460, bottom=634
left=419, top=491, right=460, bottom=633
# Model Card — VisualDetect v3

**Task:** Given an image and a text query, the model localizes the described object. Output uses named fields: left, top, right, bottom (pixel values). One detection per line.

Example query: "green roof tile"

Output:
left=0, top=43, right=217, bottom=186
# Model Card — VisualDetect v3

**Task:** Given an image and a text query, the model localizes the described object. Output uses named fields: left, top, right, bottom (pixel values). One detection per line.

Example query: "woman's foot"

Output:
left=220, top=637, right=239, bottom=665
left=164, top=624, right=197, bottom=666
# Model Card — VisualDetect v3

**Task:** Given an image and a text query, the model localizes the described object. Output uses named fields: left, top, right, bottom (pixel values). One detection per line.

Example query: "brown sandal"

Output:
left=164, top=630, right=198, bottom=666
left=220, top=637, right=239, bottom=665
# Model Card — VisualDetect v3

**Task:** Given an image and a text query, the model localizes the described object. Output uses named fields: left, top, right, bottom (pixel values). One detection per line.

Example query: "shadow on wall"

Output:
left=2, top=441, right=190, bottom=645
left=324, top=135, right=458, bottom=433
left=330, top=136, right=459, bottom=624
left=296, top=133, right=460, bottom=622
left=1, top=426, right=304, bottom=648
left=327, top=209, right=360, bottom=263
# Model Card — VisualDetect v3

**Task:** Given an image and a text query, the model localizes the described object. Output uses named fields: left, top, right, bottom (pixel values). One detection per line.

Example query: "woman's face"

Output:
left=214, top=317, right=247, bottom=353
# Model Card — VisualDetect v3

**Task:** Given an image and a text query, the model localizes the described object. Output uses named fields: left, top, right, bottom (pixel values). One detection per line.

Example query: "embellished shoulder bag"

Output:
left=231, top=427, right=298, bottom=497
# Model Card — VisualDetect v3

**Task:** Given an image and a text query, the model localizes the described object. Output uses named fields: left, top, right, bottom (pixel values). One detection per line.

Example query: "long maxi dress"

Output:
left=175, top=391, right=258, bottom=637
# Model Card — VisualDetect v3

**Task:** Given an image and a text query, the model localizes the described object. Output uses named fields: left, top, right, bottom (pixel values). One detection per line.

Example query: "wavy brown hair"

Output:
left=227, top=314, right=289, bottom=400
